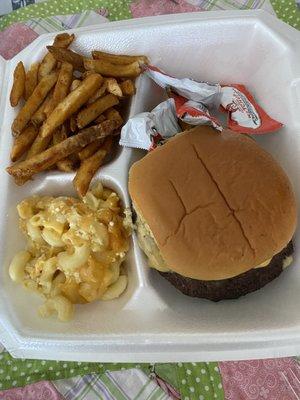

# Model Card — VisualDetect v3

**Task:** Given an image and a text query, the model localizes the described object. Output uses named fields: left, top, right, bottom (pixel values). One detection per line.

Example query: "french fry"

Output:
left=53, top=125, right=77, bottom=172
left=105, top=78, right=122, bottom=97
left=53, top=33, right=75, bottom=49
left=45, top=62, right=73, bottom=116
left=12, top=71, right=58, bottom=137
left=7, top=120, right=117, bottom=184
left=73, top=136, right=113, bottom=197
left=87, top=81, right=107, bottom=104
left=38, top=33, right=74, bottom=81
left=70, top=79, right=81, bottom=92
left=40, top=73, right=103, bottom=139
left=77, top=94, right=119, bottom=129
left=81, top=71, right=93, bottom=80
left=120, top=79, right=135, bottom=97
left=84, top=59, right=141, bottom=78
left=10, top=124, right=38, bottom=162
left=10, top=61, right=25, bottom=107
left=46, top=46, right=84, bottom=72
left=92, top=50, right=148, bottom=65
left=78, top=139, right=103, bottom=160
left=94, top=114, right=106, bottom=124
left=31, top=93, right=53, bottom=126
left=25, top=62, right=39, bottom=100
left=26, top=133, right=53, bottom=159
left=104, top=108, right=123, bottom=128
left=70, top=115, right=77, bottom=132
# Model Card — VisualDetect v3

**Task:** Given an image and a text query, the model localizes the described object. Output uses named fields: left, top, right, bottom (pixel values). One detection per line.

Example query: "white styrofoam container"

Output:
left=0, top=10, right=299, bottom=362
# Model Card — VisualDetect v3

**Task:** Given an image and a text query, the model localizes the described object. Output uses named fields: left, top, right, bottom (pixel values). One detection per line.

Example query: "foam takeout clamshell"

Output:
left=0, top=10, right=299, bottom=362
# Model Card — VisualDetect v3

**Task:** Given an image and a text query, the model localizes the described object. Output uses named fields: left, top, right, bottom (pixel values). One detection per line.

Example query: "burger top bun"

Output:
left=128, top=126, right=297, bottom=281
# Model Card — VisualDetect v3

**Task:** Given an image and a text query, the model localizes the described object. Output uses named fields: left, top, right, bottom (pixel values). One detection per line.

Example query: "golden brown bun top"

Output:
left=129, top=126, right=297, bottom=280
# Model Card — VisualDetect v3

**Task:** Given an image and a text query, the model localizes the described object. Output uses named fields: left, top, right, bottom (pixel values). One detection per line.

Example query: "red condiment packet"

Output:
left=220, top=84, right=283, bottom=134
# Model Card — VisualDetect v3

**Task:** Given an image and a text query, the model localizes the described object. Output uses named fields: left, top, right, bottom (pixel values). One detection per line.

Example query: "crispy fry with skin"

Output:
left=120, top=79, right=135, bottom=97
left=53, top=125, right=77, bottom=172
left=87, top=82, right=107, bottom=104
left=78, top=139, right=103, bottom=160
left=25, top=62, right=39, bottom=100
left=45, top=62, right=73, bottom=116
left=10, top=61, right=25, bottom=107
left=94, top=114, right=106, bottom=124
left=70, top=115, right=77, bottom=132
left=26, top=133, right=52, bottom=159
left=12, top=71, right=58, bottom=137
left=81, top=71, right=93, bottom=80
left=46, top=46, right=84, bottom=72
left=40, top=73, right=103, bottom=139
left=38, top=33, right=74, bottom=81
left=92, top=50, right=148, bottom=65
left=70, top=79, right=81, bottom=92
left=104, top=108, right=123, bottom=128
left=105, top=78, right=122, bottom=97
left=84, top=58, right=141, bottom=78
left=77, top=93, right=119, bottom=129
left=10, top=124, right=38, bottom=162
left=7, top=120, right=117, bottom=184
left=31, top=93, right=52, bottom=126
left=73, top=136, right=113, bottom=197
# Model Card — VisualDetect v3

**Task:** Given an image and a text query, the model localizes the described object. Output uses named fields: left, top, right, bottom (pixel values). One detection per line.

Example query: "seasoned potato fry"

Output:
left=10, top=61, right=25, bottom=107
left=10, top=124, right=38, bottom=162
left=38, top=33, right=74, bottom=81
left=40, top=73, right=103, bottom=139
left=70, top=79, right=81, bottom=92
left=70, top=115, right=77, bottom=132
left=46, top=46, right=84, bottom=72
left=53, top=33, right=75, bottom=48
left=104, top=108, right=123, bottom=128
left=77, top=94, right=119, bottom=129
left=26, top=133, right=52, bottom=159
left=31, top=93, right=52, bottom=126
left=73, top=137, right=113, bottom=197
left=87, top=82, right=107, bottom=104
left=25, top=62, right=39, bottom=100
left=92, top=50, right=148, bottom=65
left=7, top=120, right=117, bottom=184
left=45, top=62, right=73, bottom=116
left=12, top=71, right=58, bottom=137
left=81, top=71, right=93, bottom=80
left=120, top=79, right=135, bottom=97
left=78, top=139, right=103, bottom=160
left=94, top=114, right=106, bottom=124
left=53, top=125, right=77, bottom=172
left=105, top=78, right=122, bottom=97
left=84, top=59, right=141, bottom=78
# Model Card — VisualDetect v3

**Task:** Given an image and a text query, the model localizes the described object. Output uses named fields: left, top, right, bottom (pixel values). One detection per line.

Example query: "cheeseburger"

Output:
left=128, top=126, right=297, bottom=301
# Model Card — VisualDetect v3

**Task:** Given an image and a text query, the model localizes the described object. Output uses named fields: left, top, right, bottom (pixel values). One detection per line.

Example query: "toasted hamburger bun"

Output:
left=129, top=126, right=297, bottom=298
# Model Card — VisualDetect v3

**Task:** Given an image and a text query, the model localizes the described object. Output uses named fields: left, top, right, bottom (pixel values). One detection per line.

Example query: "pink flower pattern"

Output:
left=0, top=380, right=63, bottom=400
left=219, top=357, right=299, bottom=400
left=130, top=0, right=201, bottom=18
left=0, top=23, right=38, bottom=60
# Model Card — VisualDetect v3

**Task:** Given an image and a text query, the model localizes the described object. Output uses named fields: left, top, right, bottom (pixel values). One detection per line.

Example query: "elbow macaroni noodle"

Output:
left=9, top=183, right=132, bottom=321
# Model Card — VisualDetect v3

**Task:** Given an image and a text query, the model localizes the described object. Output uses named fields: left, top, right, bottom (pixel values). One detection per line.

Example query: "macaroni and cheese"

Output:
left=9, top=183, right=132, bottom=321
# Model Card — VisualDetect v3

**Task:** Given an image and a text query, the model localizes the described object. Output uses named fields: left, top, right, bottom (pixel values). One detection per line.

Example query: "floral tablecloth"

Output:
left=0, top=1, right=300, bottom=399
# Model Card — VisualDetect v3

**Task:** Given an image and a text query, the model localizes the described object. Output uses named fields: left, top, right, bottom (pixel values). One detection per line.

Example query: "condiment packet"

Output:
left=119, top=98, right=181, bottom=150
left=144, top=65, right=221, bottom=107
left=144, top=65, right=283, bottom=134
left=220, top=84, right=283, bottom=134
left=171, top=92, right=222, bottom=131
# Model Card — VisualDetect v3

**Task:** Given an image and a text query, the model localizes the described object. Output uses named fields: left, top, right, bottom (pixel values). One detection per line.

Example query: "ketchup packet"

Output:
left=220, top=84, right=283, bottom=134
left=171, top=92, right=222, bottom=131
left=144, top=65, right=283, bottom=134
left=144, top=65, right=221, bottom=107
left=119, top=98, right=181, bottom=150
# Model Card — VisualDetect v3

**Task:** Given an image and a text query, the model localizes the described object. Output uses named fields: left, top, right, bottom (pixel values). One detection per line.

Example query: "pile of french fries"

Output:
left=7, top=33, right=148, bottom=197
